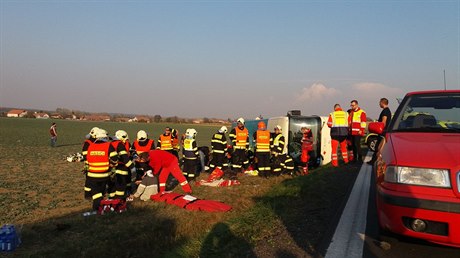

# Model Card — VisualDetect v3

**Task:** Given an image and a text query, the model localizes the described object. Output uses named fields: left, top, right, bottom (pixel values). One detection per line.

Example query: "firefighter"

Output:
left=348, top=100, right=367, bottom=163
left=327, top=104, right=349, bottom=167
left=209, top=126, right=229, bottom=172
left=182, top=128, right=199, bottom=181
left=85, top=129, right=118, bottom=211
left=148, top=150, right=192, bottom=194
left=171, top=128, right=181, bottom=159
left=229, top=118, right=250, bottom=172
left=132, top=130, right=156, bottom=183
left=111, top=130, right=136, bottom=200
left=253, top=121, right=272, bottom=177
left=157, top=127, right=175, bottom=156
left=271, top=125, right=285, bottom=175
left=82, top=127, right=100, bottom=199
left=300, top=127, right=313, bottom=175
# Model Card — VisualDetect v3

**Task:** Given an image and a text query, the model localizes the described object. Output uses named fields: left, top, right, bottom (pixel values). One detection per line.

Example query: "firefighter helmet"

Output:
left=237, top=117, right=245, bottom=125
left=95, top=128, right=108, bottom=140
left=137, top=130, right=147, bottom=141
left=219, top=126, right=228, bottom=134
left=115, top=130, right=128, bottom=141
left=89, top=127, right=100, bottom=138
left=185, top=128, right=197, bottom=138
left=257, top=121, right=266, bottom=129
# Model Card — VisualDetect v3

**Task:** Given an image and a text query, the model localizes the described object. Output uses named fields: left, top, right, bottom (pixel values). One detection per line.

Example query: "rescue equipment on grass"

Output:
left=195, top=167, right=241, bottom=187
left=150, top=192, right=232, bottom=212
left=98, top=199, right=127, bottom=215
left=66, top=152, right=84, bottom=162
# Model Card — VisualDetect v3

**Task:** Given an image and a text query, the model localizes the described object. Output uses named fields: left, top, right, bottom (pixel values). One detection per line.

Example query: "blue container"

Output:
left=0, top=224, right=21, bottom=252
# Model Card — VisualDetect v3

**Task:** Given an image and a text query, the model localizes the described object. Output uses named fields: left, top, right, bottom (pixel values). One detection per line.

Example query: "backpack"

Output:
left=98, top=199, right=127, bottom=215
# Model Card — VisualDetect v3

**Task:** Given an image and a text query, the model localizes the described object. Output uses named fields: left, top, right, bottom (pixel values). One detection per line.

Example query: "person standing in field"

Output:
left=229, top=118, right=250, bottom=173
left=85, top=129, right=118, bottom=211
left=49, top=122, right=57, bottom=147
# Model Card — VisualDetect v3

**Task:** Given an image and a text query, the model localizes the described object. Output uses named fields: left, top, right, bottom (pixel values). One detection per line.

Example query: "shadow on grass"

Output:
left=55, top=143, right=83, bottom=148
left=199, top=222, right=255, bottom=258
left=252, top=166, right=359, bottom=257
left=11, top=206, right=185, bottom=258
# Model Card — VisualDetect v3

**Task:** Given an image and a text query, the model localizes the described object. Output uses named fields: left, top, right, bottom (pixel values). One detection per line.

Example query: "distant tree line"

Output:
left=1, top=107, right=232, bottom=124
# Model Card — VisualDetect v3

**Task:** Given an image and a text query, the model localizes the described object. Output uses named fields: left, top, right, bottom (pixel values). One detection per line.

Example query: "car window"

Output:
left=391, top=93, right=460, bottom=133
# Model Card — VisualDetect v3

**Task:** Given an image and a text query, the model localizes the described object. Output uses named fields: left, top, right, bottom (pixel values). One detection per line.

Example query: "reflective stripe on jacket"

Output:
left=349, top=109, right=366, bottom=136
left=328, top=110, right=349, bottom=137
left=255, top=130, right=271, bottom=152
left=159, top=134, right=173, bottom=150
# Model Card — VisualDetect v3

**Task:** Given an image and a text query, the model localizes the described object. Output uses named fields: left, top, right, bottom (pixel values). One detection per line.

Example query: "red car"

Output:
left=368, top=90, right=460, bottom=247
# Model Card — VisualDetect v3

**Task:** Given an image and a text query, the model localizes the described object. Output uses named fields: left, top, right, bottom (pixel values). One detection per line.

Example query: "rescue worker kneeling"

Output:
left=148, top=150, right=192, bottom=194
left=85, top=129, right=118, bottom=211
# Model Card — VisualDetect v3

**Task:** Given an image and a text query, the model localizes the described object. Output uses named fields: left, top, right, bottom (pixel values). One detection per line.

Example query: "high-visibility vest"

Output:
left=87, top=142, right=112, bottom=178
left=159, top=134, right=173, bottom=150
left=256, top=130, right=271, bottom=152
left=329, top=110, right=349, bottom=137
left=350, top=109, right=366, bottom=136
left=235, top=127, right=248, bottom=149
left=183, top=138, right=198, bottom=159
left=133, top=139, right=154, bottom=154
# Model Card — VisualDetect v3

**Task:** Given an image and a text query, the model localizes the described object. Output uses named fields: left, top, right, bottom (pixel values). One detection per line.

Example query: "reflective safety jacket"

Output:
left=327, top=108, right=349, bottom=137
left=133, top=139, right=155, bottom=154
left=86, top=142, right=117, bottom=178
left=229, top=127, right=249, bottom=149
left=158, top=134, right=173, bottom=150
left=271, top=133, right=285, bottom=154
left=182, top=138, right=198, bottom=160
left=349, top=108, right=367, bottom=136
left=111, top=140, right=134, bottom=174
left=254, top=130, right=271, bottom=152
left=211, top=132, right=227, bottom=154
left=82, top=138, right=96, bottom=160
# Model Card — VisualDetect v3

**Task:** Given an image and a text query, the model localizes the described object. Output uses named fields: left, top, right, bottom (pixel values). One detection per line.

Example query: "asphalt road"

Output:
left=324, top=154, right=460, bottom=258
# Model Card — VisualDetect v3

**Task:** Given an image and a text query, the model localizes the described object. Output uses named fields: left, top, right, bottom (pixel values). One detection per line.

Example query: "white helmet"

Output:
left=115, top=130, right=128, bottom=141
left=95, top=128, right=108, bottom=140
left=219, top=126, right=228, bottom=134
left=89, top=127, right=100, bottom=138
left=275, top=125, right=282, bottom=131
left=137, top=130, right=147, bottom=141
left=185, top=128, right=197, bottom=138
left=237, top=117, right=245, bottom=125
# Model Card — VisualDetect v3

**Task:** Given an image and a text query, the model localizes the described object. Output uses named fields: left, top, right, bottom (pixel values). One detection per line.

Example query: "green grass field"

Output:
left=0, top=118, right=358, bottom=257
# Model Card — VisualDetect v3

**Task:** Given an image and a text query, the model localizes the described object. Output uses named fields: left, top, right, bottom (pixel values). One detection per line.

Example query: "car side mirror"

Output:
left=368, top=122, right=385, bottom=134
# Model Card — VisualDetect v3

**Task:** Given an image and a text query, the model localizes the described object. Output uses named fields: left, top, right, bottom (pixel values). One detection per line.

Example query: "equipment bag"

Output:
left=98, top=199, right=127, bottom=215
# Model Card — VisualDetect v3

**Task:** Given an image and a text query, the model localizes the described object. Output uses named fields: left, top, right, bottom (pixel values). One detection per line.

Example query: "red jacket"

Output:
left=148, top=150, right=178, bottom=175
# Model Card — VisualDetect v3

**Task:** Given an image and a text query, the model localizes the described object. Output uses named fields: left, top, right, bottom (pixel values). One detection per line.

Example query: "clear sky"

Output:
left=1, top=1, right=459, bottom=120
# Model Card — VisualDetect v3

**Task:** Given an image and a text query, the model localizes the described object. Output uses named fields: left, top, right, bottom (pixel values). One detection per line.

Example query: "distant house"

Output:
left=7, top=109, right=27, bottom=118
left=34, top=112, right=50, bottom=119
left=83, top=115, right=111, bottom=121
left=50, top=113, right=63, bottom=119
left=132, top=116, right=151, bottom=123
